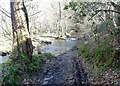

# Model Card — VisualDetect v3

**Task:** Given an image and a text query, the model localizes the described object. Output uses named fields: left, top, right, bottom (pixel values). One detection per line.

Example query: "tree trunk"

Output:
left=10, top=0, right=33, bottom=61
left=58, top=2, right=62, bottom=37
left=111, top=2, right=120, bottom=46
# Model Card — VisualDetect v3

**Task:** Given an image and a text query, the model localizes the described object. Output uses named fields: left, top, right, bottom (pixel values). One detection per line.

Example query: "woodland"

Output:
left=0, top=0, right=120, bottom=85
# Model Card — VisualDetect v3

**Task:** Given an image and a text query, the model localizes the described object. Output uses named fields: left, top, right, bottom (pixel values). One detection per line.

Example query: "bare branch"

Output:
left=29, top=11, right=41, bottom=16
left=0, top=9, right=11, bottom=18
left=88, top=12, right=99, bottom=21
left=0, top=6, right=10, bottom=14
left=0, top=25, right=12, bottom=40
left=111, top=2, right=120, bottom=9
left=96, top=10, right=120, bottom=14
left=89, top=9, right=120, bottom=21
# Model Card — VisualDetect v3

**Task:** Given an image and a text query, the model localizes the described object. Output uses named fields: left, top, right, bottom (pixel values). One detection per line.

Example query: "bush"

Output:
left=2, top=53, right=55, bottom=85
left=2, top=59, right=21, bottom=85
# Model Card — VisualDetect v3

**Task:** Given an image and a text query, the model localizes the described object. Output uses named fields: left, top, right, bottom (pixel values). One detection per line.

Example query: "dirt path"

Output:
left=32, top=47, right=88, bottom=85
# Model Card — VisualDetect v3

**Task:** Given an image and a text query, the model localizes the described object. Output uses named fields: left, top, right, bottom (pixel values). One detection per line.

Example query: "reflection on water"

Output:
left=41, top=39, right=78, bottom=56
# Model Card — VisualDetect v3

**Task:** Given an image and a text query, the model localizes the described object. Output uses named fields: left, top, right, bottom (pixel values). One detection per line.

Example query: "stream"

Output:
left=41, top=38, right=79, bottom=56
left=31, top=37, right=88, bottom=85
left=0, top=55, right=10, bottom=64
left=1, top=37, right=88, bottom=85
left=0, top=37, right=79, bottom=63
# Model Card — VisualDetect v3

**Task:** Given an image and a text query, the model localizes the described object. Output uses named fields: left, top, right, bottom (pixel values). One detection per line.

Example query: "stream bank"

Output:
left=23, top=38, right=89, bottom=85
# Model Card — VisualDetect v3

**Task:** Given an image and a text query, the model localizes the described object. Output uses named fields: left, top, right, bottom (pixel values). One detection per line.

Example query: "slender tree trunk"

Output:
left=10, top=0, right=33, bottom=61
left=116, top=2, right=120, bottom=46
left=58, top=2, right=62, bottom=37
left=111, top=2, right=120, bottom=46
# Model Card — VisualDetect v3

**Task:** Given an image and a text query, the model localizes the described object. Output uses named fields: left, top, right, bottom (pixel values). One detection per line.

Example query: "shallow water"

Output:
left=41, top=38, right=78, bottom=56
left=0, top=55, right=10, bottom=64
left=0, top=38, right=79, bottom=63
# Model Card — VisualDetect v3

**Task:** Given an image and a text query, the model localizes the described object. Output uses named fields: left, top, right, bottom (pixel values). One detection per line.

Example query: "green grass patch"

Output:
left=2, top=53, right=55, bottom=85
left=78, top=43, right=90, bottom=60
left=33, top=53, right=54, bottom=59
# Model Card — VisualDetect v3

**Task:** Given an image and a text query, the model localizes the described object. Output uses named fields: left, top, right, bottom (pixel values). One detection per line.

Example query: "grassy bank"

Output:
left=78, top=35, right=120, bottom=84
left=2, top=53, right=54, bottom=85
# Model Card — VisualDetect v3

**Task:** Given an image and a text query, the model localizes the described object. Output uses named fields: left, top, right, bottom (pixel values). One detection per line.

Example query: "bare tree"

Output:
left=10, top=0, right=33, bottom=61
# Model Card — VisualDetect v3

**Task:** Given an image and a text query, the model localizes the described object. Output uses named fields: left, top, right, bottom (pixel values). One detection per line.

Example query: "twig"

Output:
left=0, top=9, right=11, bottom=18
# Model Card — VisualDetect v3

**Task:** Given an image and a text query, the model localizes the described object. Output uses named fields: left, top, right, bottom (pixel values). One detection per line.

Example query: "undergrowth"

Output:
left=2, top=53, right=54, bottom=85
left=78, top=35, right=119, bottom=79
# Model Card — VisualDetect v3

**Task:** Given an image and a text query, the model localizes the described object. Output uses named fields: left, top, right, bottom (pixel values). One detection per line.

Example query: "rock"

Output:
left=33, top=49, right=38, bottom=55
left=41, top=41, right=52, bottom=45
left=1, top=52, right=7, bottom=56
left=38, top=50, right=41, bottom=54
left=6, top=52, right=10, bottom=55
left=0, top=51, right=10, bottom=56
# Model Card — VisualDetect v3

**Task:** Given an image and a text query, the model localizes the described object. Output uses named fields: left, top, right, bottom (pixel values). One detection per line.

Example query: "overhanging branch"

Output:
left=89, top=9, right=120, bottom=21
left=96, top=10, right=120, bottom=14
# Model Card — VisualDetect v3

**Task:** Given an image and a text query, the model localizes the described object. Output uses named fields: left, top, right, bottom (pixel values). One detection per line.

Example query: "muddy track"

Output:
left=33, top=47, right=89, bottom=85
